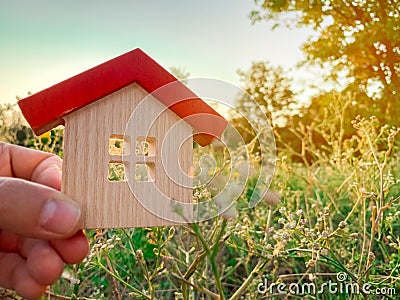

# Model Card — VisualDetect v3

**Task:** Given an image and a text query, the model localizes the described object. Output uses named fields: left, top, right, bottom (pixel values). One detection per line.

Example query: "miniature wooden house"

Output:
left=18, top=49, right=227, bottom=228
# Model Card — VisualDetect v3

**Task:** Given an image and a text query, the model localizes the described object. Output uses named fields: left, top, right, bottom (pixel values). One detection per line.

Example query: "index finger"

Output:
left=0, top=142, right=62, bottom=190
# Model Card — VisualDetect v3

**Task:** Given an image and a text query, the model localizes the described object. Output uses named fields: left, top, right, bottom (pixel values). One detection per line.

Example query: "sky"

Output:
left=0, top=0, right=315, bottom=104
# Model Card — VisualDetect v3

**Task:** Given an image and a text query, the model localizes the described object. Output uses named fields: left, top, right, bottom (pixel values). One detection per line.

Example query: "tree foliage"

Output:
left=251, top=0, right=400, bottom=125
left=237, top=61, right=295, bottom=127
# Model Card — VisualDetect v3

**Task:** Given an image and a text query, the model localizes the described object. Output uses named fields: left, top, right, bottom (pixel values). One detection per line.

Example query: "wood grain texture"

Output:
left=18, top=48, right=227, bottom=146
left=63, top=83, right=193, bottom=228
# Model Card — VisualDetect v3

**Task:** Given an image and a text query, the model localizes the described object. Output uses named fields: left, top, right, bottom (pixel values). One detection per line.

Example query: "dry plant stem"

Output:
left=264, top=208, right=273, bottom=241
left=205, top=132, right=257, bottom=188
left=95, top=253, right=151, bottom=299
left=183, top=251, right=207, bottom=280
left=278, top=272, right=338, bottom=280
left=192, top=220, right=227, bottom=300
left=278, top=122, right=344, bottom=213
left=46, top=291, right=97, bottom=300
left=229, top=260, right=267, bottom=300
left=182, top=251, right=207, bottom=299
left=105, top=254, right=121, bottom=300
left=336, top=168, right=357, bottom=193
left=181, top=232, right=230, bottom=299
left=327, top=194, right=363, bottom=239
left=171, top=273, right=220, bottom=299
left=205, top=125, right=267, bottom=192
left=289, top=248, right=360, bottom=283
left=122, top=229, right=154, bottom=297
left=358, top=192, right=367, bottom=276
left=178, top=247, right=195, bottom=300
left=364, top=196, right=400, bottom=281
left=312, top=176, right=341, bottom=215
left=221, top=260, right=247, bottom=281
left=362, top=127, right=389, bottom=282
left=210, top=220, right=228, bottom=300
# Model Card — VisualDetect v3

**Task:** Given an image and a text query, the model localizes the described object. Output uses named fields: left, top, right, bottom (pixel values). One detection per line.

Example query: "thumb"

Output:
left=0, top=177, right=83, bottom=239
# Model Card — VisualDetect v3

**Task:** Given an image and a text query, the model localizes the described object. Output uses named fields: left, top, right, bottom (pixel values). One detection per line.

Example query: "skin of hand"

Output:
left=0, top=142, right=89, bottom=299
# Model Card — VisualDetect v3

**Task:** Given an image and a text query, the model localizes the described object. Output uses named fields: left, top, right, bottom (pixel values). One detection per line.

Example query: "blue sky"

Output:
left=0, top=0, right=314, bottom=104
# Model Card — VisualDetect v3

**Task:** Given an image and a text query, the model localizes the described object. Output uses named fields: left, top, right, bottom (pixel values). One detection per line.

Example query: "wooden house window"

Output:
left=135, top=137, right=156, bottom=181
left=108, top=134, right=130, bottom=182
left=134, top=162, right=155, bottom=182
left=135, top=136, right=156, bottom=156
left=109, top=134, right=130, bottom=155
left=108, top=161, right=129, bottom=182
left=108, top=135, right=156, bottom=182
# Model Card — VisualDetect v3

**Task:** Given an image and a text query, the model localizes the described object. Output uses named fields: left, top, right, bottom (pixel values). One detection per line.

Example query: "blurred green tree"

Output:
left=236, top=61, right=296, bottom=127
left=231, top=62, right=295, bottom=157
left=169, top=66, right=190, bottom=81
left=251, top=0, right=400, bottom=125
left=0, top=103, right=35, bottom=146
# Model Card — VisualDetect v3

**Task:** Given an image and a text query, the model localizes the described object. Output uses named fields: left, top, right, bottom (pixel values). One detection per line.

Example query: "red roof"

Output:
left=18, top=48, right=227, bottom=146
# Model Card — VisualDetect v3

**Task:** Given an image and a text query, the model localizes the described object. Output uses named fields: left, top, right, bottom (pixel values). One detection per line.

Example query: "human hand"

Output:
left=0, top=142, right=89, bottom=299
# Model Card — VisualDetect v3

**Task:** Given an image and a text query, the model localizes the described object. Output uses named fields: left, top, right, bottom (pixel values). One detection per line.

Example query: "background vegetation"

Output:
left=1, top=0, right=399, bottom=299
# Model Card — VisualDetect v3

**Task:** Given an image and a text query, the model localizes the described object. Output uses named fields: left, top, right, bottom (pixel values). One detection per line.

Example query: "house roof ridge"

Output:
left=18, top=48, right=227, bottom=146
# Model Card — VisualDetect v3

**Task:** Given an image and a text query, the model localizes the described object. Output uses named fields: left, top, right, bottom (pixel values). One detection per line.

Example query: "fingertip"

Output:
left=51, top=230, right=90, bottom=264
left=26, top=242, right=64, bottom=285
left=13, top=263, right=48, bottom=300
left=31, top=155, right=62, bottom=190
left=0, top=178, right=83, bottom=239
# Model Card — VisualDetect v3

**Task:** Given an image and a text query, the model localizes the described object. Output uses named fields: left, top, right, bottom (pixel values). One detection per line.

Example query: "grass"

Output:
left=0, top=100, right=399, bottom=299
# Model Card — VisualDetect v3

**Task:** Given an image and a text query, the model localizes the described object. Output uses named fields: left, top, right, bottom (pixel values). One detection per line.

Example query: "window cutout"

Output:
left=109, top=134, right=130, bottom=156
left=108, top=161, right=129, bottom=182
left=135, top=163, right=155, bottom=182
left=135, top=137, right=156, bottom=156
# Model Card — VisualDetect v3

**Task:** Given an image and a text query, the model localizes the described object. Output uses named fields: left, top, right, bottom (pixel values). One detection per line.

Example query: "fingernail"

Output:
left=40, top=199, right=81, bottom=235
